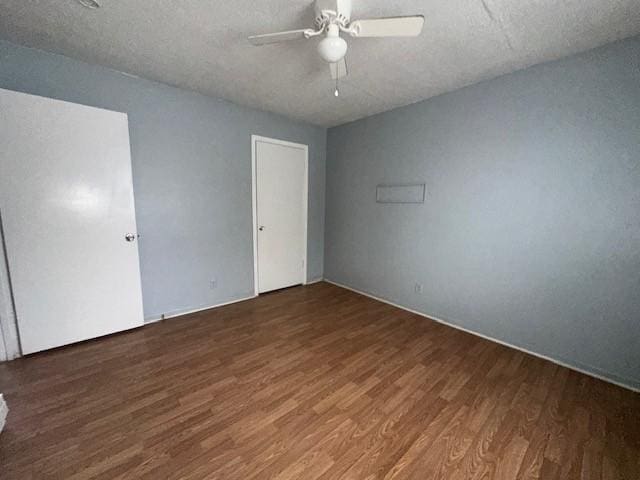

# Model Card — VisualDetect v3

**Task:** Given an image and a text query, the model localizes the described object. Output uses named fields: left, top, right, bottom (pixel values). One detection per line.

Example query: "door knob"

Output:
left=258, top=226, right=265, bottom=231
left=125, top=233, right=137, bottom=242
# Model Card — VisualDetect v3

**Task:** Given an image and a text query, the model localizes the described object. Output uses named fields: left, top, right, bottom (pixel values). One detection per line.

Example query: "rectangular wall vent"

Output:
left=376, top=183, right=425, bottom=204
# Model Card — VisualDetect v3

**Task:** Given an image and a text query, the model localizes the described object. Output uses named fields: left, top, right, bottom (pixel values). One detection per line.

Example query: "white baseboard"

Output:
left=323, top=278, right=640, bottom=393
left=146, top=279, right=323, bottom=323
left=145, top=294, right=256, bottom=324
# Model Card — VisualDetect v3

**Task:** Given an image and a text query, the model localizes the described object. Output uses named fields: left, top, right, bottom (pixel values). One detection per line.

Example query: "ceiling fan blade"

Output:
left=329, top=57, right=348, bottom=80
left=248, top=29, right=312, bottom=46
left=349, top=15, right=424, bottom=38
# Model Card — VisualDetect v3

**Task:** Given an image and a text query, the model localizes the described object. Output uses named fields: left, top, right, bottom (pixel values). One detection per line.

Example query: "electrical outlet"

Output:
left=414, top=283, right=423, bottom=294
left=210, top=279, right=217, bottom=289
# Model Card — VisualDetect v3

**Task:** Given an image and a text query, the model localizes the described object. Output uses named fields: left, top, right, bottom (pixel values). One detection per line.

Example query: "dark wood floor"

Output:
left=0, top=282, right=638, bottom=479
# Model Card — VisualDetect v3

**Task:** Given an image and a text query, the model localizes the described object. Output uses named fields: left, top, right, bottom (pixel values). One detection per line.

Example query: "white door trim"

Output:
left=0, top=246, right=21, bottom=361
left=251, top=135, right=308, bottom=296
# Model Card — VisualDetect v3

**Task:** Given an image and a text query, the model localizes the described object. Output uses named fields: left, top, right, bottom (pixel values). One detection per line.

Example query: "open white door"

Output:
left=0, top=88, right=144, bottom=355
left=252, top=136, right=308, bottom=294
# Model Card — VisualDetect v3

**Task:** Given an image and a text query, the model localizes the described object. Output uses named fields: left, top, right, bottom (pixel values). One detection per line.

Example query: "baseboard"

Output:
left=144, top=294, right=257, bottom=324
left=146, top=280, right=323, bottom=323
left=323, top=278, right=640, bottom=393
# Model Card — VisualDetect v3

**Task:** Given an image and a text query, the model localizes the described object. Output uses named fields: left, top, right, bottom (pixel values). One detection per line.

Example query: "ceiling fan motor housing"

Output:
left=314, top=0, right=352, bottom=28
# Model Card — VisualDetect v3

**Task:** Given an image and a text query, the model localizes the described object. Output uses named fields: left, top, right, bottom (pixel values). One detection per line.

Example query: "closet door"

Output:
left=0, top=88, right=144, bottom=354
left=253, top=136, right=308, bottom=294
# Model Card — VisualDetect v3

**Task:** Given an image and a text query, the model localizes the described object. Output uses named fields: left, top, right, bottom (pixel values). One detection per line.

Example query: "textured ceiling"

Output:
left=1, top=1, right=639, bottom=127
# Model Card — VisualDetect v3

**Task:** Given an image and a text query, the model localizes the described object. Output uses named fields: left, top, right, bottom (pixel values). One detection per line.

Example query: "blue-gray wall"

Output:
left=325, top=37, right=640, bottom=390
left=0, top=40, right=326, bottom=321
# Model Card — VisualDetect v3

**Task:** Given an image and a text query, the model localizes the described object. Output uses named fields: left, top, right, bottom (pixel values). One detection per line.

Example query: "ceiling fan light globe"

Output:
left=317, top=36, right=348, bottom=63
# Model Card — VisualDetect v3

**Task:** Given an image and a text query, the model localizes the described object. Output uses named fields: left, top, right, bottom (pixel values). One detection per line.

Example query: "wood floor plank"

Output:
left=0, top=282, right=638, bottom=479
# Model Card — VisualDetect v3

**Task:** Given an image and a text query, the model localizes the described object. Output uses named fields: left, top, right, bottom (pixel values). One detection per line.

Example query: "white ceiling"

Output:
left=1, top=1, right=639, bottom=127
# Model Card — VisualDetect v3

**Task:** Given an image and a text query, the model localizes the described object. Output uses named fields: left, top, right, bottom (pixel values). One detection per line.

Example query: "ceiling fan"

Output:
left=248, top=0, right=424, bottom=95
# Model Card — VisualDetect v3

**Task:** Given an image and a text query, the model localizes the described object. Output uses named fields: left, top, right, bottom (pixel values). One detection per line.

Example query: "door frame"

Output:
left=251, top=135, right=309, bottom=296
